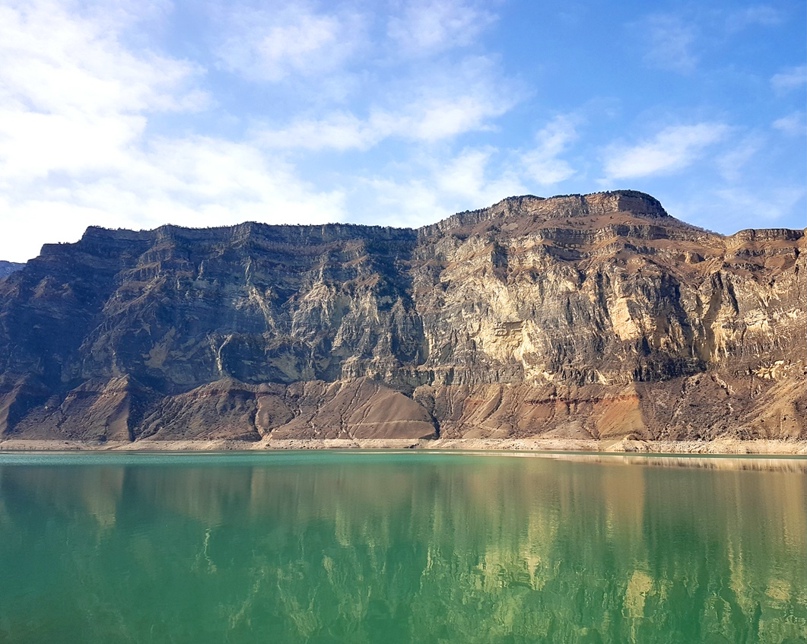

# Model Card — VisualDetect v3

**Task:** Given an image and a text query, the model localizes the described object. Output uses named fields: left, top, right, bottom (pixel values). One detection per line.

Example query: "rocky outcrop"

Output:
left=0, top=261, right=23, bottom=280
left=0, top=190, right=804, bottom=443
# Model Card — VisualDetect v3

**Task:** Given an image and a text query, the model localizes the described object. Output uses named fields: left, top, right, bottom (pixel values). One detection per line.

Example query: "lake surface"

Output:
left=0, top=452, right=805, bottom=643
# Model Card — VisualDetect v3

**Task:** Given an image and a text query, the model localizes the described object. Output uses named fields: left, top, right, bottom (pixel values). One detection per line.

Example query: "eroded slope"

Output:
left=0, top=191, right=804, bottom=442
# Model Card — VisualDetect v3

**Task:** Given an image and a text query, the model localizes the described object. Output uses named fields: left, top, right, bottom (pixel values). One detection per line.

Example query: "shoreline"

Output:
left=1, top=437, right=805, bottom=455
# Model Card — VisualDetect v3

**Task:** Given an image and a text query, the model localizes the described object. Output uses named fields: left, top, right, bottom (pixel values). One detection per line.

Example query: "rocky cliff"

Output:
left=1, top=190, right=804, bottom=443
left=0, top=261, right=23, bottom=280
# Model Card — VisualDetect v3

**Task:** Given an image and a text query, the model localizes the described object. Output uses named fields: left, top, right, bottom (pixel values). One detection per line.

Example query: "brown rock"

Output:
left=0, top=190, right=804, bottom=444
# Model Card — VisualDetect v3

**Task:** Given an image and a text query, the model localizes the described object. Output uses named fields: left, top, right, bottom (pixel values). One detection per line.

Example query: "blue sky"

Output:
left=0, top=0, right=804, bottom=261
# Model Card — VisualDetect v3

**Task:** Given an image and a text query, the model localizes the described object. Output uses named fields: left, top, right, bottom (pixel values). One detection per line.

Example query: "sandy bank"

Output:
left=0, top=437, right=805, bottom=454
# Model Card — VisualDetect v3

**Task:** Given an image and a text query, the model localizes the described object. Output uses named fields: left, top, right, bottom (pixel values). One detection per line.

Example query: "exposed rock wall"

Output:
left=0, top=261, right=23, bottom=280
left=0, top=191, right=804, bottom=442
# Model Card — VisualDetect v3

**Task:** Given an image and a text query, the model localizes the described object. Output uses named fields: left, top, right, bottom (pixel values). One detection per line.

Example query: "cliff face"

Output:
left=1, top=190, right=804, bottom=443
left=0, top=261, right=23, bottom=280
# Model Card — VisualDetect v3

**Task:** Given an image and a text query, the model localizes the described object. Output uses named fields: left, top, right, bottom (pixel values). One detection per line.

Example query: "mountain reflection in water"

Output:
left=0, top=453, right=805, bottom=642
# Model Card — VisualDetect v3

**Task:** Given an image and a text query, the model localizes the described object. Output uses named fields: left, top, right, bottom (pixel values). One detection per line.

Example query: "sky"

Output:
left=0, top=0, right=805, bottom=262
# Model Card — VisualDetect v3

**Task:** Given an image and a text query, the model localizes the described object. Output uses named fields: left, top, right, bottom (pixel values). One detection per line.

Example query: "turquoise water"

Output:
left=0, top=451, right=805, bottom=642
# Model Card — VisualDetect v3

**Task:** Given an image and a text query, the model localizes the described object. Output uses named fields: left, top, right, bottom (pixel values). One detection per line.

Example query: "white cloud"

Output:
left=360, top=176, right=444, bottom=229
left=716, top=135, right=764, bottom=182
left=256, top=56, right=518, bottom=149
left=387, top=0, right=496, bottom=57
left=772, top=111, right=807, bottom=136
left=436, top=147, right=525, bottom=203
left=665, top=181, right=807, bottom=234
left=255, top=95, right=509, bottom=151
left=725, top=5, right=782, bottom=31
left=214, top=2, right=365, bottom=82
left=0, top=1, right=205, bottom=117
left=400, top=89, right=509, bottom=142
left=0, top=0, right=207, bottom=187
left=637, top=6, right=786, bottom=75
left=520, top=116, right=578, bottom=186
left=771, top=65, right=807, bottom=93
left=256, top=112, right=374, bottom=151
left=0, top=0, right=344, bottom=261
left=638, top=15, right=698, bottom=74
left=0, top=0, right=524, bottom=262
left=352, top=145, right=526, bottom=230
left=602, top=123, right=730, bottom=180
left=140, top=137, right=342, bottom=213
left=1, top=135, right=346, bottom=260
left=0, top=110, right=144, bottom=181
left=712, top=185, right=807, bottom=224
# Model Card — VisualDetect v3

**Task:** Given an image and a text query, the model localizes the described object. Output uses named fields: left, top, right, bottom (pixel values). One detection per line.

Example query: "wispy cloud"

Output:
left=214, top=2, right=366, bottom=83
left=771, top=65, right=807, bottom=93
left=520, top=115, right=579, bottom=186
left=725, top=5, right=782, bottom=31
left=716, top=135, right=764, bottom=182
left=0, top=133, right=347, bottom=260
left=772, top=111, right=807, bottom=137
left=0, top=1, right=206, bottom=118
left=666, top=181, right=807, bottom=234
left=635, top=6, right=784, bottom=75
left=638, top=14, right=698, bottom=74
left=356, top=146, right=525, bottom=229
left=713, top=185, right=807, bottom=224
left=0, top=0, right=207, bottom=186
left=387, top=0, right=497, bottom=57
left=0, top=0, right=345, bottom=261
left=348, top=115, right=583, bottom=229
left=258, top=112, right=375, bottom=151
left=0, top=0, right=523, bottom=261
left=602, top=123, right=730, bottom=180
left=2, top=0, right=802, bottom=260
left=255, top=56, right=519, bottom=149
left=436, top=147, right=525, bottom=202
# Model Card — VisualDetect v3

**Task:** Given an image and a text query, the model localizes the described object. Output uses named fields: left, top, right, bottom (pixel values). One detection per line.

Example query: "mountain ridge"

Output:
left=1, top=191, right=804, bottom=444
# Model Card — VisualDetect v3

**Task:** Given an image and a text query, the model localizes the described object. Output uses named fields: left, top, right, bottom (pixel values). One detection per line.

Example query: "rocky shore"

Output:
left=1, top=437, right=805, bottom=455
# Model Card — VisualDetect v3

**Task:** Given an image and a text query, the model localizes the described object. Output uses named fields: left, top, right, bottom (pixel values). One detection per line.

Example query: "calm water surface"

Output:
left=0, top=451, right=805, bottom=643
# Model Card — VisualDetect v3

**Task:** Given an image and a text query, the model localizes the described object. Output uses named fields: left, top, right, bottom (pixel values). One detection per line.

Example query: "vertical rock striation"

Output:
left=0, top=191, right=804, bottom=442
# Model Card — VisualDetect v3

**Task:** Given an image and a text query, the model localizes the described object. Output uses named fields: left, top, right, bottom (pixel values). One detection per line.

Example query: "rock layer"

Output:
left=0, top=190, right=804, bottom=443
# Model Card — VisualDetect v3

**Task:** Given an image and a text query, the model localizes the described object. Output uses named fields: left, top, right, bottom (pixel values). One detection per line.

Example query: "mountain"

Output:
left=0, top=261, right=24, bottom=280
left=0, top=190, right=804, bottom=444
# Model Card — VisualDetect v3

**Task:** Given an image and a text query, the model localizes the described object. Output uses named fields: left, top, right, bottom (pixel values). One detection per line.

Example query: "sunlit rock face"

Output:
left=0, top=190, right=804, bottom=441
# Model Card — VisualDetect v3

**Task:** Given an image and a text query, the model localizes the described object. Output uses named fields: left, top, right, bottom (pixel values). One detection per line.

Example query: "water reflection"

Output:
left=0, top=454, right=805, bottom=642
left=533, top=452, right=807, bottom=473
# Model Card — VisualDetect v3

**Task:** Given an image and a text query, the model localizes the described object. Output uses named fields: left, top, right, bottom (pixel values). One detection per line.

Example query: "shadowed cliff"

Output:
left=0, top=190, right=804, bottom=442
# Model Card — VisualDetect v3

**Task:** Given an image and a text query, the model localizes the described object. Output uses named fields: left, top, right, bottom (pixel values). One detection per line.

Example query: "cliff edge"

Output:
left=1, top=190, right=804, bottom=444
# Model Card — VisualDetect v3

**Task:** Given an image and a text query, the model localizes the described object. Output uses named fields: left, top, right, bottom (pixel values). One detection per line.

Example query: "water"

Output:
left=0, top=451, right=805, bottom=643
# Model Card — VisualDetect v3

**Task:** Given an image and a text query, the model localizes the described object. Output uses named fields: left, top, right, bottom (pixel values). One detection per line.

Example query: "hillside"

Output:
left=0, top=190, right=804, bottom=444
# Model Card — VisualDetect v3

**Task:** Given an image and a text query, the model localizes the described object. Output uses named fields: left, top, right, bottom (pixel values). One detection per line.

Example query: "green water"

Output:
left=0, top=452, right=805, bottom=643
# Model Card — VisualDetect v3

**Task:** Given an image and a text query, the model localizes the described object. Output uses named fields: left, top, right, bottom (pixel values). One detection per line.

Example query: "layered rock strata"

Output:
left=0, top=190, right=804, bottom=443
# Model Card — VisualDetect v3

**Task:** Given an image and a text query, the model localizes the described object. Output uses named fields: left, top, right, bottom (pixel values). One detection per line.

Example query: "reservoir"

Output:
left=0, top=451, right=805, bottom=642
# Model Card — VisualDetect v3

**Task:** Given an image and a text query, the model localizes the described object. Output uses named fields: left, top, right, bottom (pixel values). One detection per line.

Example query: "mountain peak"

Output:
left=491, top=190, right=669, bottom=220
left=425, top=190, right=675, bottom=238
